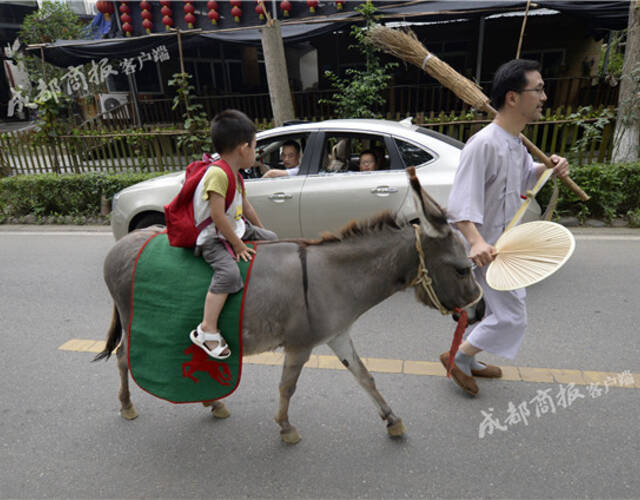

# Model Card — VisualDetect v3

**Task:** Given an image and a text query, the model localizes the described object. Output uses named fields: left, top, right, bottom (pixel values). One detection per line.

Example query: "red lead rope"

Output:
left=446, top=307, right=468, bottom=377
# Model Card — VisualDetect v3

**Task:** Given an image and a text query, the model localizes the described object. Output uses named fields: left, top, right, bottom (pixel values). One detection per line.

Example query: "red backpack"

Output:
left=164, top=155, right=245, bottom=248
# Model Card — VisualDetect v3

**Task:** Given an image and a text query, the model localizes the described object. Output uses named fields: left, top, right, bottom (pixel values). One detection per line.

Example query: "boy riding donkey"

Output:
left=189, top=110, right=277, bottom=359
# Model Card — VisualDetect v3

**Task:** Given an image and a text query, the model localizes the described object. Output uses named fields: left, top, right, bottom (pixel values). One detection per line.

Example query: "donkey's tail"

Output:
left=93, top=305, right=123, bottom=362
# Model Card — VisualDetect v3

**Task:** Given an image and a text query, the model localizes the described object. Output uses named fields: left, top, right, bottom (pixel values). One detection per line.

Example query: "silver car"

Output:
left=110, top=118, right=540, bottom=240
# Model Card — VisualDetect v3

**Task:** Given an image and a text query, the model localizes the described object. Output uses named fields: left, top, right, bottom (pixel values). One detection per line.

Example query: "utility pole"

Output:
left=612, top=0, right=639, bottom=163
left=259, top=2, right=295, bottom=126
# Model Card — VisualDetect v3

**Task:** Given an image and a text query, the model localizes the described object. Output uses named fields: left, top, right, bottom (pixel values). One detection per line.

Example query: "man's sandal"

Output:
left=190, top=325, right=231, bottom=360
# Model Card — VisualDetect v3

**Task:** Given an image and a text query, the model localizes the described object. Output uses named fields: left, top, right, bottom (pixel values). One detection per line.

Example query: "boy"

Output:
left=190, top=110, right=277, bottom=359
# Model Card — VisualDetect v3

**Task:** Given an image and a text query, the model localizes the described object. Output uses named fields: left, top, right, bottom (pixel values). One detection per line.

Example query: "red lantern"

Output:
left=335, top=0, right=344, bottom=10
left=140, top=1, right=152, bottom=33
left=280, top=0, right=291, bottom=17
left=96, top=1, right=114, bottom=21
left=184, top=1, right=196, bottom=28
left=307, top=0, right=318, bottom=14
left=119, top=2, right=133, bottom=36
left=231, top=5, right=242, bottom=23
left=122, top=22, right=134, bottom=36
left=208, top=9, right=219, bottom=24
left=255, top=1, right=265, bottom=20
left=207, top=0, right=219, bottom=25
left=160, top=1, right=173, bottom=30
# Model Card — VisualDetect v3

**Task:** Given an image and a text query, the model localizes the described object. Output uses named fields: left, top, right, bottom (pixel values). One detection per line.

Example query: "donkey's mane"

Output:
left=305, top=211, right=405, bottom=246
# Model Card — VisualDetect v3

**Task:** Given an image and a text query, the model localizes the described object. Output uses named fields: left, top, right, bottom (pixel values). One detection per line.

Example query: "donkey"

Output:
left=96, top=168, right=484, bottom=444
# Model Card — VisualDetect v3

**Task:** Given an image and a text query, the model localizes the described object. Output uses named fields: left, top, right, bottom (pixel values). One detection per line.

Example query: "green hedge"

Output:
left=1, top=163, right=639, bottom=226
left=538, top=161, right=640, bottom=224
left=0, top=172, right=167, bottom=223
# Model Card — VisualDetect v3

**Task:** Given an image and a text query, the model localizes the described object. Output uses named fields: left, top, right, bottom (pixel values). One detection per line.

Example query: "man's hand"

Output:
left=233, top=242, right=256, bottom=262
left=469, top=240, right=497, bottom=267
left=549, top=154, right=569, bottom=179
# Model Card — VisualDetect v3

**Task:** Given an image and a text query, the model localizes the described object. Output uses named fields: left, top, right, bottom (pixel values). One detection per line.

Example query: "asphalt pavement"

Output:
left=1, top=226, right=639, bottom=499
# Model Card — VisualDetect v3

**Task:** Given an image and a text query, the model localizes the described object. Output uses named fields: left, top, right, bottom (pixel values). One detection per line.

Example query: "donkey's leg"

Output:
left=116, top=343, right=138, bottom=420
left=328, top=332, right=406, bottom=438
left=275, top=348, right=312, bottom=444
left=202, top=400, right=231, bottom=419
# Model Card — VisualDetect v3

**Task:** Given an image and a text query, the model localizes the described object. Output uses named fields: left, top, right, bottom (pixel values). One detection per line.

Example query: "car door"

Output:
left=298, top=131, right=411, bottom=238
left=244, top=131, right=316, bottom=238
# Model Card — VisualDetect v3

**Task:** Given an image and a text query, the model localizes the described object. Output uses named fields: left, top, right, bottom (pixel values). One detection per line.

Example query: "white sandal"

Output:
left=189, top=325, right=231, bottom=360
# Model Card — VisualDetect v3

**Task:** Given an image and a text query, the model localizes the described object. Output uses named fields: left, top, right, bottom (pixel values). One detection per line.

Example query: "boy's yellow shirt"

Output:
left=201, top=166, right=244, bottom=201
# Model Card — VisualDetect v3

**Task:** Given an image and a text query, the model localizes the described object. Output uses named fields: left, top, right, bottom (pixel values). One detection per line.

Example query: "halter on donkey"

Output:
left=97, top=168, right=484, bottom=444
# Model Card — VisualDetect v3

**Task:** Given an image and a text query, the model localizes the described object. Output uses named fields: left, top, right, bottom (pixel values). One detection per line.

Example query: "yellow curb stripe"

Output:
left=60, top=339, right=639, bottom=389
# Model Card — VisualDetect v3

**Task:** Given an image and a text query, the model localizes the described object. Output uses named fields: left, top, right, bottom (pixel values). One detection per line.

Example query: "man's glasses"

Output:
left=519, top=86, right=546, bottom=95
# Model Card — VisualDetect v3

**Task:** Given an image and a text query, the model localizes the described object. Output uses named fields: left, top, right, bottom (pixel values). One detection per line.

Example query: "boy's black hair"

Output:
left=210, top=109, right=256, bottom=154
left=490, top=59, right=542, bottom=110
left=281, top=140, right=301, bottom=154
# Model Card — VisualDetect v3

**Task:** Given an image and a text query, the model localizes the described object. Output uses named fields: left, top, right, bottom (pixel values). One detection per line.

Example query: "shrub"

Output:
left=538, top=161, right=640, bottom=222
left=0, top=172, right=167, bottom=222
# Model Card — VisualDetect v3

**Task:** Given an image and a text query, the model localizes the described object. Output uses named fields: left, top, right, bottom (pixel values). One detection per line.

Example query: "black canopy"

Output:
left=31, top=0, right=630, bottom=68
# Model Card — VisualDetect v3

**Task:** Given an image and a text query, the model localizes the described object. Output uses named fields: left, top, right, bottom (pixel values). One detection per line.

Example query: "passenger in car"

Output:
left=262, top=140, right=302, bottom=178
left=359, top=150, right=379, bottom=172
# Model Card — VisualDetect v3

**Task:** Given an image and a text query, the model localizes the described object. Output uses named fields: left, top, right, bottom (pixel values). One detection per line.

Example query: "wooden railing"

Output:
left=0, top=107, right=618, bottom=177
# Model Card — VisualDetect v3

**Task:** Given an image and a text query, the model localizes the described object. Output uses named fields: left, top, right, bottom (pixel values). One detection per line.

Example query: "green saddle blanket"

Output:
left=128, top=231, right=255, bottom=403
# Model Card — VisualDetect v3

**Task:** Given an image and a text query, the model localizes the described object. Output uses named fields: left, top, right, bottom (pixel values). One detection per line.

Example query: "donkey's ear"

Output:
left=406, top=167, right=449, bottom=238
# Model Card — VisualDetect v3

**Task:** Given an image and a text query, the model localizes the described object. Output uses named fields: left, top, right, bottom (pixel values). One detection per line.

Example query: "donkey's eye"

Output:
left=455, top=266, right=470, bottom=278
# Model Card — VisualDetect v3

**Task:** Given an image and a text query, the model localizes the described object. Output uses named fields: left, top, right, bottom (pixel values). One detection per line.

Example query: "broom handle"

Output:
left=483, top=104, right=590, bottom=201
left=518, top=135, right=589, bottom=201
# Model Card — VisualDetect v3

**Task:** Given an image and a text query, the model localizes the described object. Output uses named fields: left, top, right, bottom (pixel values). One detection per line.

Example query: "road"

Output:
left=1, top=226, right=639, bottom=499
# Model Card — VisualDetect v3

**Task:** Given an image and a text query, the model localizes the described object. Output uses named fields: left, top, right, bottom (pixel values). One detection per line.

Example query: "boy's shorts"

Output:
left=198, top=222, right=277, bottom=294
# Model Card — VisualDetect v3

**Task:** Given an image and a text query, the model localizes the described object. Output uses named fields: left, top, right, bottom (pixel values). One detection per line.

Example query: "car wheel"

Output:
left=130, top=212, right=166, bottom=232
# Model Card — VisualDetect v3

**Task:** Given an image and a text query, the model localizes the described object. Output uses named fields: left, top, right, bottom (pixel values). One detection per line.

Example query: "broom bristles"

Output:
left=367, top=25, right=491, bottom=112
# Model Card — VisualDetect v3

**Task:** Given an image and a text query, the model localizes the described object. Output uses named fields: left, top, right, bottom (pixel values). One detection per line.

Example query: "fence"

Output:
left=0, top=107, right=617, bottom=177
left=83, top=76, right=617, bottom=125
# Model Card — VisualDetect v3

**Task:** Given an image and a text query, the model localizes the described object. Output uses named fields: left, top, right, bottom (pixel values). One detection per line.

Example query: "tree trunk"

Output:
left=261, top=19, right=295, bottom=126
left=612, top=0, right=640, bottom=163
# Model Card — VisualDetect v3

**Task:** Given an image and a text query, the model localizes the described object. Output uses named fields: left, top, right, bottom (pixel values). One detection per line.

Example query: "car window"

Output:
left=248, top=133, right=310, bottom=178
left=319, top=133, right=390, bottom=174
left=394, top=138, right=434, bottom=168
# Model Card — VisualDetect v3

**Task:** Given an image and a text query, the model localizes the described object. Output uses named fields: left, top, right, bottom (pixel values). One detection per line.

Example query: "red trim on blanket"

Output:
left=127, top=230, right=257, bottom=405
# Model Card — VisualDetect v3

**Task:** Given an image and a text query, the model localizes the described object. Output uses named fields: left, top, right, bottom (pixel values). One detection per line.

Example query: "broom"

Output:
left=366, top=26, right=589, bottom=201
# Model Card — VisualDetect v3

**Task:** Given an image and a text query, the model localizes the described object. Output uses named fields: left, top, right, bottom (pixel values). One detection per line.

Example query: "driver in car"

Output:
left=262, top=140, right=302, bottom=178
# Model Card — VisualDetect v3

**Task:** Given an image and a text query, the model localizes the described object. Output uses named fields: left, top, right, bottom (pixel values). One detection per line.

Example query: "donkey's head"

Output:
left=406, top=167, right=484, bottom=323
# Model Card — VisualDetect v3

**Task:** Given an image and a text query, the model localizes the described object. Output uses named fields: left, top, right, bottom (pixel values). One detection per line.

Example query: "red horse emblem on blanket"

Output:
left=182, top=345, right=232, bottom=385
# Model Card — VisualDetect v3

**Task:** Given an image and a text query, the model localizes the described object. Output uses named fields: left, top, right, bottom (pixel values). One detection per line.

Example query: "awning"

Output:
left=29, top=0, right=630, bottom=68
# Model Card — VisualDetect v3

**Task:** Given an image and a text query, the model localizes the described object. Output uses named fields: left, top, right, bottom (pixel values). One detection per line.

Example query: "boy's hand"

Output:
left=233, top=242, right=256, bottom=262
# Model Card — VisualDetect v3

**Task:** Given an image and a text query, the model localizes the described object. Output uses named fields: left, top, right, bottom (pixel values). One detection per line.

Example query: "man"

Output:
left=262, top=140, right=302, bottom=178
left=442, top=59, right=570, bottom=397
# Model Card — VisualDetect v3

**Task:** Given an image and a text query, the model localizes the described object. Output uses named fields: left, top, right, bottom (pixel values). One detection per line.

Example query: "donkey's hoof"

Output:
left=211, top=403, right=231, bottom=419
left=120, top=405, right=139, bottom=420
left=280, top=428, right=302, bottom=445
left=387, top=419, right=406, bottom=438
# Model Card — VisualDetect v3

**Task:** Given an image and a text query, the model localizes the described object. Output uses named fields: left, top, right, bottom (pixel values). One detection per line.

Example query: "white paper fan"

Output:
left=486, top=221, right=575, bottom=291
